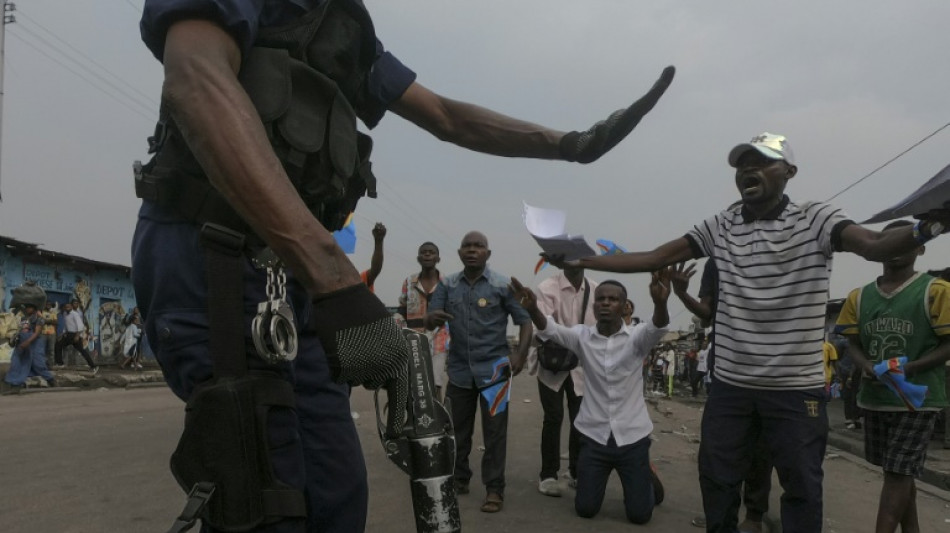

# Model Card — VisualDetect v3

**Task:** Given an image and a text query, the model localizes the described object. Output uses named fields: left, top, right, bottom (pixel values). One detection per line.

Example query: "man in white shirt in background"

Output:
left=54, top=300, right=98, bottom=373
left=530, top=266, right=598, bottom=497
left=510, top=270, right=670, bottom=524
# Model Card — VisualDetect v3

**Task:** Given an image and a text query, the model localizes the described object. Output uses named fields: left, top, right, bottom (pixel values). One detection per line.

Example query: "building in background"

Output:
left=0, top=235, right=147, bottom=364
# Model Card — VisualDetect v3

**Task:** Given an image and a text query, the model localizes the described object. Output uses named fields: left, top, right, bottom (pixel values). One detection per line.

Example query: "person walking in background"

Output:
left=4, top=284, right=56, bottom=391
left=54, top=301, right=98, bottom=374
left=530, top=265, right=598, bottom=497
left=40, top=301, right=58, bottom=366
left=398, top=241, right=450, bottom=399
left=511, top=273, right=669, bottom=525
left=119, top=315, right=143, bottom=370
left=835, top=219, right=950, bottom=533
left=425, top=231, right=532, bottom=514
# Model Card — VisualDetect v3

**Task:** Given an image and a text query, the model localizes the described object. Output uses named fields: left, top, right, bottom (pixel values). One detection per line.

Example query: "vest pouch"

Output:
left=170, top=374, right=305, bottom=532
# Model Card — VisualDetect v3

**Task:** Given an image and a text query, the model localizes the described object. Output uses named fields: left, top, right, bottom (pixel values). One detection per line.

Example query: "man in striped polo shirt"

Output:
left=554, top=132, right=950, bottom=532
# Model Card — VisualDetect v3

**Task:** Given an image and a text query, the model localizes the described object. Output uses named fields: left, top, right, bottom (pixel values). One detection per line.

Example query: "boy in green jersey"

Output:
left=836, top=220, right=950, bottom=533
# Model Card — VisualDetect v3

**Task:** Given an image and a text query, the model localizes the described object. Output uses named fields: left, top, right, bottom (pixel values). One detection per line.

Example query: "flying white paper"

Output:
left=523, top=202, right=596, bottom=261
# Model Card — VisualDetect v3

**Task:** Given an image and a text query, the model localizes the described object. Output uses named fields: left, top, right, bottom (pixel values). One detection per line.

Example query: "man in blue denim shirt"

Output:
left=426, top=231, right=532, bottom=514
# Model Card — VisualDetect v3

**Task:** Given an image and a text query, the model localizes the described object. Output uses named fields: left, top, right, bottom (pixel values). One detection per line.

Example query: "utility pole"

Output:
left=0, top=0, right=15, bottom=201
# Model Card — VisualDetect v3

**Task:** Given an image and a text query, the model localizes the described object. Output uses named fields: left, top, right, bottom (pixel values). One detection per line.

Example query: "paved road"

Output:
left=3, top=382, right=950, bottom=532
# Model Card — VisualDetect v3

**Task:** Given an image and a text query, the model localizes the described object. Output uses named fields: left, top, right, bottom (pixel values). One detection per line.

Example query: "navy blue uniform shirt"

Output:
left=141, top=0, right=416, bottom=128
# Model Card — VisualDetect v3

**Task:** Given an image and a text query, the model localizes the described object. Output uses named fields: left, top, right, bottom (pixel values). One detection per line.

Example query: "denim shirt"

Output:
left=429, top=268, right=530, bottom=389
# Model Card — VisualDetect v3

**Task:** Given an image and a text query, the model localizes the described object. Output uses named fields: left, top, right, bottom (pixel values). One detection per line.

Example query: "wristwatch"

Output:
left=913, top=220, right=945, bottom=243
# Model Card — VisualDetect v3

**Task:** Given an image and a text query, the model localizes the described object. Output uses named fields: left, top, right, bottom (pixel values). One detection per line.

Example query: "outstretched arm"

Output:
left=391, top=67, right=675, bottom=163
left=841, top=211, right=949, bottom=262
left=564, top=237, right=694, bottom=274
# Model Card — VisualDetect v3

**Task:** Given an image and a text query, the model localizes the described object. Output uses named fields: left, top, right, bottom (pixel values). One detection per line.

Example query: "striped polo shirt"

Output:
left=686, top=196, right=853, bottom=390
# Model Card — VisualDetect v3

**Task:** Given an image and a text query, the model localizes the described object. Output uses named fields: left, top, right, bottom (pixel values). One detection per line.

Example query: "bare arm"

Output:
left=510, top=322, right=534, bottom=376
left=903, top=337, right=950, bottom=379
left=669, top=262, right=712, bottom=322
left=391, top=82, right=563, bottom=159
left=840, top=215, right=949, bottom=262
left=845, top=335, right=875, bottom=377
left=365, top=223, right=386, bottom=287
left=650, top=269, right=672, bottom=328
left=391, top=66, right=675, bottom=163
left=574, top=237, right=695, bottom=273
left=161, top=20, right=359, bottom=295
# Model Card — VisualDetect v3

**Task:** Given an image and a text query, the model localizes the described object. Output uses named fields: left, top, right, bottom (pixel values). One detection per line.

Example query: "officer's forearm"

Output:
left=162, top=20, right=360, bottom=295
left=392, top=83, right=563, bottom=159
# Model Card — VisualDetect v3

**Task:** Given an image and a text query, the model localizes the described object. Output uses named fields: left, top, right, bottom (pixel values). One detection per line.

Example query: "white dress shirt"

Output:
left=537, top=318, right=668, bottom=446
left=64, top=310, right=86, bottom=333
left=530, top=272, right=598, bottom=395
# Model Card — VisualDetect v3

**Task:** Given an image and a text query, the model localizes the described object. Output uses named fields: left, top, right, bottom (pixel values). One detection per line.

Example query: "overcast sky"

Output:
left=1, top=0, right=948, bottom=329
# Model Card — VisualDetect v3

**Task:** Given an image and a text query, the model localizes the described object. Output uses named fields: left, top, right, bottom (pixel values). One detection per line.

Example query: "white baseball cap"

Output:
left=728, top=132, right=795, bottom=167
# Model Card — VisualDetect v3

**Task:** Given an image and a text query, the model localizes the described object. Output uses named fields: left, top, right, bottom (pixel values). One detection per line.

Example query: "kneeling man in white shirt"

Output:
left=511, top=270, right=670, bottom=524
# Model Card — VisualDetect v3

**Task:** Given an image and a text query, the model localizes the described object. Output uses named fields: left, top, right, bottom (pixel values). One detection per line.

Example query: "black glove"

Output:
left=560, top=66, right=676, bottom=164
left=311, top=283, right=409, bottom=438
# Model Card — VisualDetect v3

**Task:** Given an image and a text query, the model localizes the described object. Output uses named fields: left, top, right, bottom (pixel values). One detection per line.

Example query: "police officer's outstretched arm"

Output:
left=390, top=66, right=675, bottom=163
left=161, top=20, right=409, bottom=436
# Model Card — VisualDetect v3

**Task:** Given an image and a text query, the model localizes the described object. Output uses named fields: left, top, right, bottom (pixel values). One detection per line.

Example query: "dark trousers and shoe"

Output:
left=575, top=434, right=659, bottom=524
left=446, top=382, right=509, bottom=507
left=699, top=379, right=827, bottom=533
left=54, top=332, right=96, bottom=369
left=538, top=376, right=582, bottom=486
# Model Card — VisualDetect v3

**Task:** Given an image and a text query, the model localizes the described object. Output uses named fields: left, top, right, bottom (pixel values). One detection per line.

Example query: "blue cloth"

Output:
left=132, top=214, right=368, bottom=532
left=5, top=337, right=52, bottom=386
left=140, top=0, right=416, bottom=128
left=429, top=268, right=531, bottom=389
left=333, top=218, right=357, bottom=254
left=873, top=357, right=929, bottom=410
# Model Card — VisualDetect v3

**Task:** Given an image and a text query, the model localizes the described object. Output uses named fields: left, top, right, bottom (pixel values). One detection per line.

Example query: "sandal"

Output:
left=480, top=493, right=504, bottom=513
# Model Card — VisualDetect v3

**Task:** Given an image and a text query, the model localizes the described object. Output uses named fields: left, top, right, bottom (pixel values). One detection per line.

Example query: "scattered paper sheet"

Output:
left=523, top=202, right=596, bottom=261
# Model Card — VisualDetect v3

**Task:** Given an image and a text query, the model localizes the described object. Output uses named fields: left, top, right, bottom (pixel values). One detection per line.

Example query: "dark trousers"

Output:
left=54, top=332, right=96, bottom=368
left=842, top=367, right=863, bottom=422
left=743, top=431, right=772, bottom=521
left=538, top=376, right=582, bottom=480
left=575, top=434, right=655, bottom=524
left=447, top=382, right=509, bottom=495
left=699, top=379, right=827, bottom=533
left=133, top=213, right=368, bottom=532
left=691, top=370, right=706, bottom=397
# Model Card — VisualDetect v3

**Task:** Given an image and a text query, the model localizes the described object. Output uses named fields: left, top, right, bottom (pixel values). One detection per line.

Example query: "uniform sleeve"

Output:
left=141, top=0, right=266, bottom=61
left=360, top=41, right=416, bottom=128
left=929, top=279, right=950, bottom=337
left=835, top=288, right=862, bottom=336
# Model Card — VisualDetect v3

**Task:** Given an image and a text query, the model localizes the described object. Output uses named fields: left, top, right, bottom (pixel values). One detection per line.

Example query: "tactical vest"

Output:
left=136, top=0, right=379, bottom=234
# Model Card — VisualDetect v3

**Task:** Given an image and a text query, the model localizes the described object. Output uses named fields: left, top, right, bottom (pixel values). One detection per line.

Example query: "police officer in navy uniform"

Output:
left=134, top=1, right=675, bottom=531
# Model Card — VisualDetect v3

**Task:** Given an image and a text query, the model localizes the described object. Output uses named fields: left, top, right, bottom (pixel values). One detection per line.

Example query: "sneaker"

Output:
left=92, top=366, right=100, bottom=375
left=650, top=462, right=664, bottom=505
left=52, top=364, right=65, bottom=370
left=538, top=478, right=561, bottom=497
left=134, top=363, right=143, bottom=370
left=845, top=421, right=856, bottom=430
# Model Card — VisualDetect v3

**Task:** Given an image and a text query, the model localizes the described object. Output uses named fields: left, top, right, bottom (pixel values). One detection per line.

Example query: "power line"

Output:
left=377, top=179, right=457, bottom=244
left=7, top=30, right=156, bottom=122
left=12, top=12, right=158, bottom=113
left=826, top=121, right=950, bottom=202
left=122, top=0, right=142, bottom=13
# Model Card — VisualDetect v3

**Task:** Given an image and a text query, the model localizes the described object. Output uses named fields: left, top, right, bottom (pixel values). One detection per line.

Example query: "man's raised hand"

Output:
left=509, top=277, right=538, bottom=312
left=559, top=66, right=675, bottom=164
